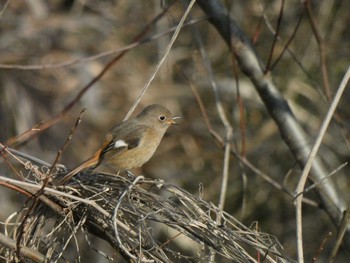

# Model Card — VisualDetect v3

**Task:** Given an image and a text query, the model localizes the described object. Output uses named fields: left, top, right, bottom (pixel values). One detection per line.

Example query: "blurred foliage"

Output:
left=0, top=0, right=349, bottom=262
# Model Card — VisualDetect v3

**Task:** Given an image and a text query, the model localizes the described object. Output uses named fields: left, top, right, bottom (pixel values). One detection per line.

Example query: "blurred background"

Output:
left=0, top=0, right=349, bottom=262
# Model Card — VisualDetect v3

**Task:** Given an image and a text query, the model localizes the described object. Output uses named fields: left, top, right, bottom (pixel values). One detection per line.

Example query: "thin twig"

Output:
left=300, top=162, right=348, bottom=195
left=294, top=66, right=350, bottom=263
left=47, top=108, right=86, bottom=177
left=303, top=0, right=332, bottom=101
left=124, top=0, right=197, bottom=120
left=270, top=14, right=303, bottom=71
left=263, top=12, right=312, bottom=81
left=186, top=78, right=224, bottom=144
left=265, top=0, right=285, bottom=73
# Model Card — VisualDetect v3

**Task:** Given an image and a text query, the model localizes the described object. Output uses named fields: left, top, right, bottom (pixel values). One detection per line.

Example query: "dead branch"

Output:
left=0, top=161, right=293, bottom=262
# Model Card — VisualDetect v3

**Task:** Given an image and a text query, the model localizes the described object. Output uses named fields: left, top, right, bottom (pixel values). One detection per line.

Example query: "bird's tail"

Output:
left=57, top=150, right=100, bottom=185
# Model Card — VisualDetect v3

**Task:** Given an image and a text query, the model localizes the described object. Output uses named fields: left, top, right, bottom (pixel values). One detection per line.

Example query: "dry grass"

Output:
left=0, top=161, right=290, bottom=262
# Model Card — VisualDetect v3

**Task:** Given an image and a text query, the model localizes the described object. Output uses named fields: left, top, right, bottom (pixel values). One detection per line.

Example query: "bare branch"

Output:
left=196, top=0, right=346, bottom=233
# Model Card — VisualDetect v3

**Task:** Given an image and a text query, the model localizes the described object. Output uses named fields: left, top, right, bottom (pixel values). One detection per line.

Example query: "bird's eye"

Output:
left=159, top=115, right=166, bottom=121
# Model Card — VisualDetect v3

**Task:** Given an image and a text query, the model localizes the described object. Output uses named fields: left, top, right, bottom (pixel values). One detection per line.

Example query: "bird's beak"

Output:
left=167, top=116, right=180, bottom=125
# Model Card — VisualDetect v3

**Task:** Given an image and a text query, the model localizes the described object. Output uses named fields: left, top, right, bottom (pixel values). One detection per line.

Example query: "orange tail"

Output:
left=57, top=150, right=100, bottom=185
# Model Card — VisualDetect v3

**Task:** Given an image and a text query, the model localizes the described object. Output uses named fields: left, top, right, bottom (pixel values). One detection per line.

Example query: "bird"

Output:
left=57, top=104, right=178, bottom=184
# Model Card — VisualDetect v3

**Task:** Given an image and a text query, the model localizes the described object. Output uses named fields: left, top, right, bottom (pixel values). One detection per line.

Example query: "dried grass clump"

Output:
left=0, top=163, right=292, bottom=263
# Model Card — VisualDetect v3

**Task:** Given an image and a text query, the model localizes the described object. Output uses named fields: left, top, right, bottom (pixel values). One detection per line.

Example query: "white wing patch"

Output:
left=114, top=140, right=128, bottom=149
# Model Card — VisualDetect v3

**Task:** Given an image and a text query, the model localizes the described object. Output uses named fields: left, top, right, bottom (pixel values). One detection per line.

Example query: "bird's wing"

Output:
left=99, top=123, right=150, bottom=161
left=56, top=122, right=150, bottom=185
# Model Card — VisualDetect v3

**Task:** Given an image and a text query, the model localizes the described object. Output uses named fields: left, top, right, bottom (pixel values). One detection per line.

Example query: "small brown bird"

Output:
left=58, top=104, right=178, bottom=184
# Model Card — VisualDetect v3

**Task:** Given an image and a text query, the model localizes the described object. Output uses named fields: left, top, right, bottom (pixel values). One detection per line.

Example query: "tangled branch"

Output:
left=0, top=161, right=292, bottom=262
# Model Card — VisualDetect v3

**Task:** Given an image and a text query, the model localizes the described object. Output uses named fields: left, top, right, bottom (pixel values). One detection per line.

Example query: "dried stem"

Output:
left=294, top=66, right=350, bottom=262
left=124, top=0, right=197, bottom=120
left=0, top=166, right=291, bottom=262
left=303, top=0, right=332, bottom=101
